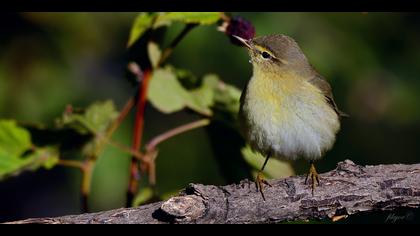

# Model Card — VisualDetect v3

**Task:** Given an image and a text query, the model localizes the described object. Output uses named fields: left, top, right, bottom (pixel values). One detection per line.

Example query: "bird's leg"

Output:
left=305, top=160, right=320, bottom=195
left=256, top=155, right=272, bottom=201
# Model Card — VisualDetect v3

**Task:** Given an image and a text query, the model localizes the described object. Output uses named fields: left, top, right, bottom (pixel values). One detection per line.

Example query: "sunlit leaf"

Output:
left=187, top=75, right=219, bottom=116
left=148, top=41, right=162, bottom=68
left=57, top=100, right=119, bottom=135
left=148, top=67, right=243, bottom=117
left=0, top=120, right=32, bottom=178
left=148, top=69, right=226, bottom=116
left=241, top=146, right=295, bottom=179
left=127, top=13, right=156, bottom=47
left=25, top=146, right=59, bottom=170
left=0, top=120, right=31, bottom=158
left=148, top=68, right=190, bottom=114
left=83, top=100, right=119, bottom=134
left=0, top=120, right=59, bottom=179
left=154, top=12, right=221, bottom=27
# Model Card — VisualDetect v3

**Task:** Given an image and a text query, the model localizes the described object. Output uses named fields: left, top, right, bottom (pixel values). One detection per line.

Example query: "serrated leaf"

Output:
left=0, top=120, right=31, bottom=158
left=155, top=12, right=221, bottom=26
left=127, top=13, right=156, bottom=47
left=0, top=153, right=31, bottom=179
left=38, top=147, right=59, bottom=169
left=148, top=68, right=241, bottom=117
left=83, top=100, right=119, bottom=134
left=57, top=100, right=119, bottom=135
left=25, top=146, right=59, bottom=170
left=0, top=120, right=59, bottom=179
left=0, top=147, right=59, bottom=179
left=128, top=12, right=221, bottom=48
left=148, top=41, right=161, bottom=68
left=241, top=146, right=295, bottom=179
left=148, top=68, right=190, bottom=114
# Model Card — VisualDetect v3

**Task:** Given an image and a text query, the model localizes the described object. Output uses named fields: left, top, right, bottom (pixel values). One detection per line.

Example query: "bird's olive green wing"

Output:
left=308, top=74, right=348, bottom=118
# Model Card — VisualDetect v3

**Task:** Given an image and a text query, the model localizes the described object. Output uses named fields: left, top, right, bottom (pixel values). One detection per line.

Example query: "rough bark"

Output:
left=6, top=160, right=420, bottom=224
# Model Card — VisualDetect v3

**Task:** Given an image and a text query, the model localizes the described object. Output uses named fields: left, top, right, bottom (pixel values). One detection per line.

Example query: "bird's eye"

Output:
left=261, top=51, right=271, bottom=59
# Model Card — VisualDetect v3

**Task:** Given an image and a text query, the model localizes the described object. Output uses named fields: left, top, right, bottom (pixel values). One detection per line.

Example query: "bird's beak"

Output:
left=232, top=35, right=253, bottom=50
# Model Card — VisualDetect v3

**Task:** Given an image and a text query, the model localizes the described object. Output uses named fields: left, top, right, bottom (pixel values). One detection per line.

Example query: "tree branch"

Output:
left=6, top=160, right=420, bottom=224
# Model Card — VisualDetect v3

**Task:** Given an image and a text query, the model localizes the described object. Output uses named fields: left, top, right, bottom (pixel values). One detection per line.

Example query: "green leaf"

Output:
left=148, top=68, right=190, bottom=114
left=25, top=146, right=59, bottom=170
left=127, top=13, right=156, bottom=48
left=148, top=67, right=242, bottom=117
left=187, top=75, right=219, bottom=116
left=241, top=146, right=295, bottom=179
left=83, top=100, right=119, bottom=134
left=57, top=100, right=119, bottom=135
left=213, top=80, right=242, bottom=114
left=173, top=67, right=199, bottom=89
left=0, top=153, right=33, bottom=179
left=148, top=68, right=219, bottom=116
left=148, top=41, right=161, bottom=68
left=155, top=12, right=221, bottom=26
left=0, top=120, right=31, bottom=158
left=37, top=147, right=59, bottom=169
left=0, top=120, right=59, bottom=179
left=0, top=146, right=59, bottom=179
left=127, top=12, right=221, bottom=48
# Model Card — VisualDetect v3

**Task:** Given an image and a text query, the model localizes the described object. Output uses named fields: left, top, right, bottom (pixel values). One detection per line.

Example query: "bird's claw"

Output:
left=256, top=172, right=272, bottom=201
left=305, top=162, right=320, bottom=196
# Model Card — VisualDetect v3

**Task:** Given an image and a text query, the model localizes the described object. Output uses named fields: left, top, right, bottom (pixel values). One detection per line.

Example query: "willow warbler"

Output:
left=235, top=34, right=346, bottom=198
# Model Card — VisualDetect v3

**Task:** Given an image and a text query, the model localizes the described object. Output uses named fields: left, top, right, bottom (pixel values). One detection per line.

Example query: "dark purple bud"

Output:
left=225, top=16, right=255, bottom=46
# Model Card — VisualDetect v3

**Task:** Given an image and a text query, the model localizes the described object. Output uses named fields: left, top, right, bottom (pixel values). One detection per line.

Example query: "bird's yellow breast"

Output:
left=240, top=68, right=340, bottom=160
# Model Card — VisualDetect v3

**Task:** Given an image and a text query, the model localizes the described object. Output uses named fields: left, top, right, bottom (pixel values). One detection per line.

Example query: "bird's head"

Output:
left=234, top=34, right=310, bottom=75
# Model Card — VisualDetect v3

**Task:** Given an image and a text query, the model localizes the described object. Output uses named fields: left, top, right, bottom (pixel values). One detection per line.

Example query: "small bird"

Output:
left=235, top=34, right=346, bottom=199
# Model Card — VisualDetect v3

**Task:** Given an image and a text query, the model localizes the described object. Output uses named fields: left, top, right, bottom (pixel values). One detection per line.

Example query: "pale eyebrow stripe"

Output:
left=254, top=45, right=274, bottom=56
left=254, top=44, right=289, bottom=64
left=255, top=45, right=285, bottom=62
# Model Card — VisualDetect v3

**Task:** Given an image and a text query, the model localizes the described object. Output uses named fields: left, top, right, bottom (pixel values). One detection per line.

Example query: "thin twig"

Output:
left=57, top=160, right=84, bottom=170
left=104, top=138, right=144, bottom=161
left=157, top=23, right=198, bottom=67
left=145, top=119, right=211, bottom=152
left=105, top=96, right=136, bottom=139
left=93, top=94, right=136, bottom=159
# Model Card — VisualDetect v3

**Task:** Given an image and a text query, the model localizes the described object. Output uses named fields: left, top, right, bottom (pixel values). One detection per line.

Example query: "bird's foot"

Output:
left=305, top=162, right=320, bottom=196
left=256, top=171, right=272, bottom=201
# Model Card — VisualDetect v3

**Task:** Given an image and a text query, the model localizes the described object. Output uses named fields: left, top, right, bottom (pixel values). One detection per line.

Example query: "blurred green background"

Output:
left=1, top=12, right=420, bottom=223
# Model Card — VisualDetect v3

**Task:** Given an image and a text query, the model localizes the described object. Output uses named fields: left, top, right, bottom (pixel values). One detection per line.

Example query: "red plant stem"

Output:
left=127, top=69, right=152, bottom=206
